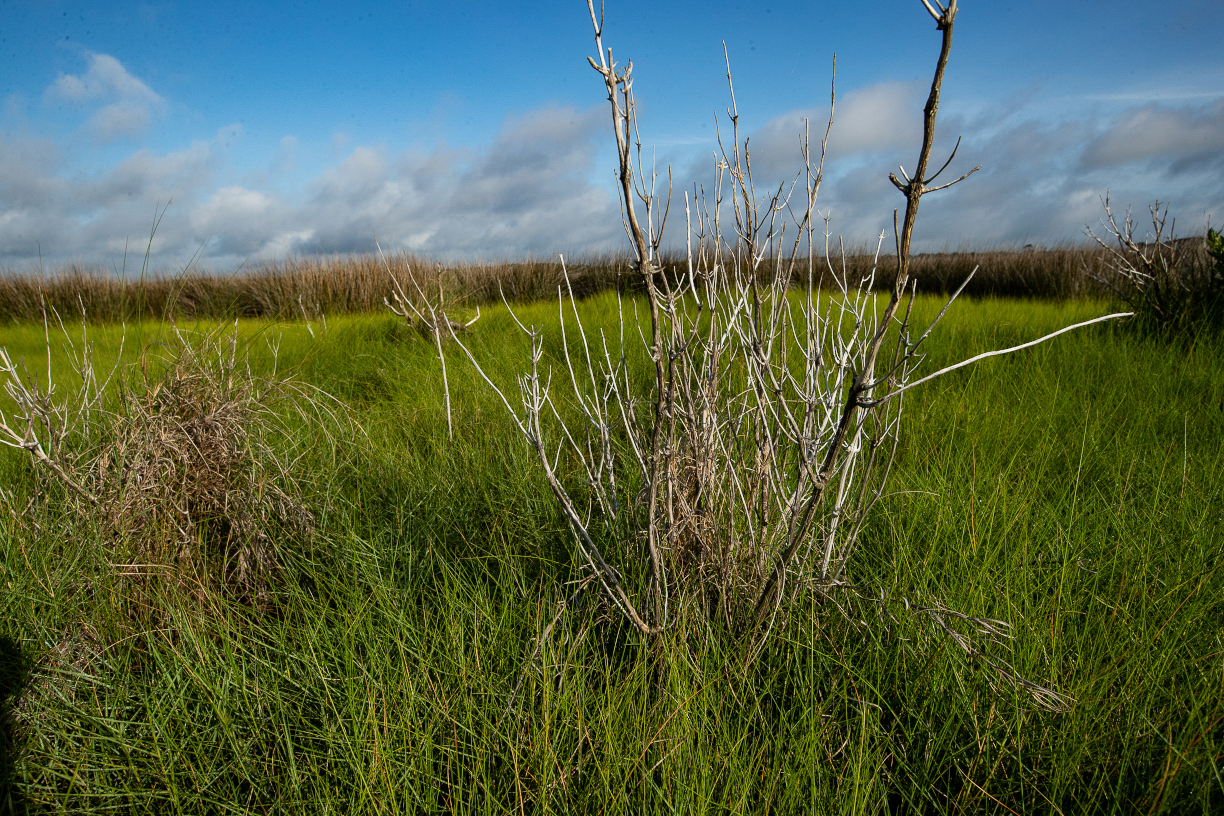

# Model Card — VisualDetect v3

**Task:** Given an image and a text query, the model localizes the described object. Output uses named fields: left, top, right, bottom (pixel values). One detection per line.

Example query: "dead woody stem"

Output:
left=447, top=0, right=1130, bottom=710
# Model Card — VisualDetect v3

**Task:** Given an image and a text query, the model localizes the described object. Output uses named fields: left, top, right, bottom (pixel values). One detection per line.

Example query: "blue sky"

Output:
left=2, top=0, right=1222, bottom=271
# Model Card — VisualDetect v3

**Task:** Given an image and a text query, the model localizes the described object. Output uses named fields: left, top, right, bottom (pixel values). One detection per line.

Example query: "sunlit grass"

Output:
left=0, top=295, right=1220, bottom=813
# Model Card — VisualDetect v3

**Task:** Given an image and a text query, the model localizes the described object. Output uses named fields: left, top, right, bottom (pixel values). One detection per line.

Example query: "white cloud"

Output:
left=734, top=81, right=924, bottom=183
left=90, top=102, right=152, bottom=141
left=4, top=91, right=1221, bottom=270
left=51, top=53, right=160, bottom=104
left=0, top=105, right=620, bottom=269
left=828, top=81, right=925, bottom=159
left=46, top=52, right=164, bottom=143
left=281, top=106, right=620, bottom=259
left=0, top=135, right=215, bottom=267
left=191, top=186, right=289, bottom=256
left=711, top=87, right=1223, bottom=251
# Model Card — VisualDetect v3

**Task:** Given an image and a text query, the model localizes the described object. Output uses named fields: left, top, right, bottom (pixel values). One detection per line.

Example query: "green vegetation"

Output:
left=1, top=294, right=1221, bottom=813
left=1209, top=228, right=1224, bottom=269
left=1086, top=200, right=1223, bottom=335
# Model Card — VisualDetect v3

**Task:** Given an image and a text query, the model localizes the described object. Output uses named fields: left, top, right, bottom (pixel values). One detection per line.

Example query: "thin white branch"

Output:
left=861, top=312, right=1133, bottom=407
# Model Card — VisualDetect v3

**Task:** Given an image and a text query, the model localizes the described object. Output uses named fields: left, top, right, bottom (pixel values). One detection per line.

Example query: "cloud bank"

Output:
left=3, top=53, right=1222, bottom=271
left=719, top=85, right=1223, bottom=251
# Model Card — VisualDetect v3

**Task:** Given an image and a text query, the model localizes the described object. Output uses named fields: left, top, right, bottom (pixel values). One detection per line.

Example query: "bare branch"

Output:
left=860, top=312, right=1133, bottom=408
left=924, top=134, right=961, bottom=183
left=920, top=0, right=944, bottom=21
left=924, top=164, right=981, bottom=193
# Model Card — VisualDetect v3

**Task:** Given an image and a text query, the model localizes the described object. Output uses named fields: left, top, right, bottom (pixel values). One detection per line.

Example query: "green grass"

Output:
left=1, top=295, right=1221, bottom=813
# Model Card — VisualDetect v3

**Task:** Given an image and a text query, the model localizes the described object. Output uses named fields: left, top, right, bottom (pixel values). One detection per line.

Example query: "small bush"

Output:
left=1088, top=198, right=1223, bottom=333
left=106, top=330, right=321, bottom=605
left=1208, top=226, right=1224, bottom=277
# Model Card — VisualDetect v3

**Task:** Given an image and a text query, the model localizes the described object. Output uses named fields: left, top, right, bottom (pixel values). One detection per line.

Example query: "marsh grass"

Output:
left=5, top=241, right=1216, bottom=327
left=0, top=296, right=1220, bottom=812
left=0, top=252, right=635, bottom=326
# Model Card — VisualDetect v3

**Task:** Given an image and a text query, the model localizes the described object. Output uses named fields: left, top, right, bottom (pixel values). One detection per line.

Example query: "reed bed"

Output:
left=2, top=241, right=1213, bottom=325
left=0, top=252, right=633, bottom=326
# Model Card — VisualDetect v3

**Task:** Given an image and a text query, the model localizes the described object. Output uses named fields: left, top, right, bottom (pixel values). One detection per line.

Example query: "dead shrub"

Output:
left=453, top=0, right=1131, bottom=711
left=105, top=329, right=319, bottom=605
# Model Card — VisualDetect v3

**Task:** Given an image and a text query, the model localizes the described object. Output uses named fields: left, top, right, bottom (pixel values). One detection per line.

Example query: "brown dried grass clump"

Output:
left=97, top=329, right=319, bottom=606
left=2, top=320, right=334, bottom=610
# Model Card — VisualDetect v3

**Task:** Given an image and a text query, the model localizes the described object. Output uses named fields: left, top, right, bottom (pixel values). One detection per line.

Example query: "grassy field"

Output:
left=0, top=293, right=1221, bottom=813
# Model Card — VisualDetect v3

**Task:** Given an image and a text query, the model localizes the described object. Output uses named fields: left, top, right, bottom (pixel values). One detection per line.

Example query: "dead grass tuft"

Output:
left=95, top=327, right=319, bottom=606
left=2, top=318, right=337, bottom=611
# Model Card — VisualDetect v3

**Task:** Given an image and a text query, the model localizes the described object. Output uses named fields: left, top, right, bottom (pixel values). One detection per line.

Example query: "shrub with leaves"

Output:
left=1208, top=227, right=1224, bottom=277
left=1087, top=198, right=1224, bottom=332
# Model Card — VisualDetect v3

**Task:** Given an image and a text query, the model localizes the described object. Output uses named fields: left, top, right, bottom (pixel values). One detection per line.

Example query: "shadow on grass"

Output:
left=0, top=635, right=30, bottom=815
